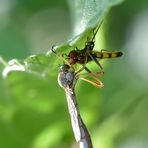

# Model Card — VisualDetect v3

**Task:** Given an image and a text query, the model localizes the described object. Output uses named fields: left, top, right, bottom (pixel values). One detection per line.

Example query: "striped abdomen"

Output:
left=94, top=51, right=123, bottom=59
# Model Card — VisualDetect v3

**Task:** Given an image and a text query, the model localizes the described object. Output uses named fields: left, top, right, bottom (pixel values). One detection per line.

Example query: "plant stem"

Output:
left=58, top=65, right=93, bottom=148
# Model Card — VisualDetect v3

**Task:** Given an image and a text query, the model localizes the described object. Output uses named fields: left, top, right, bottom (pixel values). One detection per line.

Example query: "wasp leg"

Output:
left=50, top=46, right=70, bottom=66
left=75, top=65, right=85, bottom=75
left=77, top=66, right=104, bottom=88
left=84, top=66, right=104, bottom=86
left=81, top=68, right=104, bottom=76
left=75, top=51, right=90, bottom=74
left=86, top=36, right=90, bottom=44
left=75, top=55, right=104, bottom=88
left=88, top=52, right=103, bottom=70
left=85, top=66, right=104, bottom=87
left=51, top=45, right=67, bottom=58
left=79, top=77, right=104, bottom=88
left=74, top=46, right=79, bottom=50
left=101, top=49, right=108, bottom=52
left=80, top=71, right=104, bottom=76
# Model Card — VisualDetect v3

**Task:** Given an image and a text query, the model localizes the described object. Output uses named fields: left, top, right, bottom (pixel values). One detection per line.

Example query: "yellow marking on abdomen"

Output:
left=95, top=51, right=123, bottom=59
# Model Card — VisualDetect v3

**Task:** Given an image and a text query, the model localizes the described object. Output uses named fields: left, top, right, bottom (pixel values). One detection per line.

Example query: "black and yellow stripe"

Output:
left=94, top=51, right=123, bottom=59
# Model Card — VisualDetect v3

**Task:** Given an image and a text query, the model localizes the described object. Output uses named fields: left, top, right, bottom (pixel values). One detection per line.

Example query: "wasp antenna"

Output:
left=85, top=37, right=90, bottom=45
left=50, top=45, right=70, bottom=66
left=75, top=46, right=79, bottom=50
left=51, top=45, right=57, bottom=54
left=91, top=21, right=103, bottom=41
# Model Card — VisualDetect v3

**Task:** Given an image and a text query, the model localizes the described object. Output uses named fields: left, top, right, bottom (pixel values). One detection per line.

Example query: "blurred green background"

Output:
left=0, top=0, right=148, bottom=148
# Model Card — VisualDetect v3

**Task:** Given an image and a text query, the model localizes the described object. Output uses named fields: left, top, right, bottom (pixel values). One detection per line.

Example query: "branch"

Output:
left=58, top=64, right=93, bottom=148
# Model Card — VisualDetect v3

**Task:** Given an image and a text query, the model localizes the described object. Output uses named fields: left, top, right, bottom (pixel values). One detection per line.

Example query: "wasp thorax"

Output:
left=85, top=41, right=94, bottom=51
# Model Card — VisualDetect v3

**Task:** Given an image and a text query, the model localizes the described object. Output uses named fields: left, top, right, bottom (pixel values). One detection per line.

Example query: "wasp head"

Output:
left=68, top=50, right=78, bottom=65
left=85, top=41, right=94, bottom=51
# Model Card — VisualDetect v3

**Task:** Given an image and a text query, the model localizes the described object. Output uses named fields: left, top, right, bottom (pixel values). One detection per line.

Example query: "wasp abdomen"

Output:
left=95, top=51, right=123, bottom=59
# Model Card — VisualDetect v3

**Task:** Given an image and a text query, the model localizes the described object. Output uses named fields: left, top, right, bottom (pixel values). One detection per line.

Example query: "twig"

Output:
left=58, top=64, right=93, bottom=148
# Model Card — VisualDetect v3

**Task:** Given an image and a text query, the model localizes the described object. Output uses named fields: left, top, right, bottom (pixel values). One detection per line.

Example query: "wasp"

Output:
left=66, top=24, right=123, bottom=87
left=68, top=24, right=123, bottom=71
left=68, top=48, right=123, bottom=69
left=53, top=23, right=123, bottom=88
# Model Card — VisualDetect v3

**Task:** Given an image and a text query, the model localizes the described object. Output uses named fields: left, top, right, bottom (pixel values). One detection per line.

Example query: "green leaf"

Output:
left=56, top=0, right=124, bottom=52
left=20, top=0, right=125, bottom=76
left=1, top=0, right=125, bottom=77
left=0, top=1, right=125, bottom=147
left=69, top=0, right=124, bottom=35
